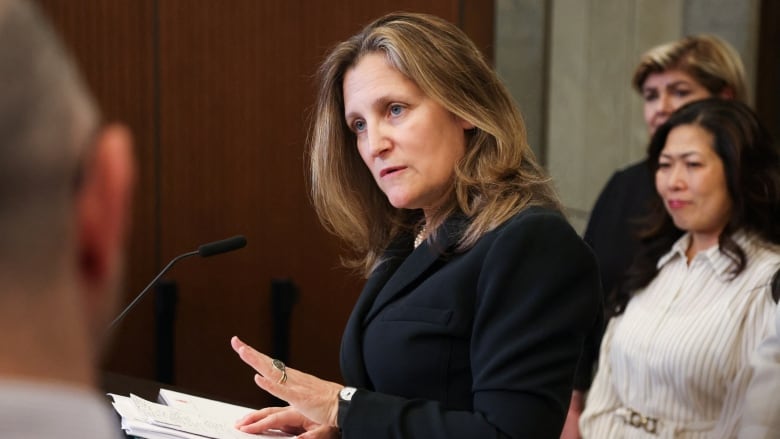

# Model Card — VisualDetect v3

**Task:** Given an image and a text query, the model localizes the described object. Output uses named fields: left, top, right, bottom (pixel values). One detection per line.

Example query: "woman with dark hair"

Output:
left=580, top=98, right=780, bottom=437
left=569, top=37, right=749, bottom=436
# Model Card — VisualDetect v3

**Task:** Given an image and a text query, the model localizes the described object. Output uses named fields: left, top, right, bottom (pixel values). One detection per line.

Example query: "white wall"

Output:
left=495, top=0, right=761, bottom=232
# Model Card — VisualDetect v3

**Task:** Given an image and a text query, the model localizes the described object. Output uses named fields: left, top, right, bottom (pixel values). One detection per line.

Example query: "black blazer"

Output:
left=583, top=159, right=656, bottom=297
left=339, top=207, right=602, bottom=439
left=575, top=160, right=656, bottom=391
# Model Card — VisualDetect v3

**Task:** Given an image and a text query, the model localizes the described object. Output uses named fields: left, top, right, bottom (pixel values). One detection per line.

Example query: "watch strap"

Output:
left=337, top=387, right=358, bottom=429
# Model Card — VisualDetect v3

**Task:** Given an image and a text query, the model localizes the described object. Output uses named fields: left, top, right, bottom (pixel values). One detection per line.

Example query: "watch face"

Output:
left=340, top=386, right=357, bottom=401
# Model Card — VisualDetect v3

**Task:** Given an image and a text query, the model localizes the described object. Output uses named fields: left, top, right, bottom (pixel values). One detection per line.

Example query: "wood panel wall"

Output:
left=757, top=0, right=779, bottom=142
left=36, top=0, right=494, bottom=407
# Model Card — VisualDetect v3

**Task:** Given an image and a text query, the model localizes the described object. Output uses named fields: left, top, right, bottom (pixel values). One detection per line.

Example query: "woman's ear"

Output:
left=458, top=117, right=475, bottom=130
left=718, top=86, right=736, bottom=100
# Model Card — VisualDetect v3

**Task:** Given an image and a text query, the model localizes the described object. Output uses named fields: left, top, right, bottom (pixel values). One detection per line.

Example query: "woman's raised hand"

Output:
left=230, top=336, right=343, bottom=437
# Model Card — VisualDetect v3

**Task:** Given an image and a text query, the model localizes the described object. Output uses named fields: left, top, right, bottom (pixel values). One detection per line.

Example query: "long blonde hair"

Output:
left=309, top=12, right=559, bottom=276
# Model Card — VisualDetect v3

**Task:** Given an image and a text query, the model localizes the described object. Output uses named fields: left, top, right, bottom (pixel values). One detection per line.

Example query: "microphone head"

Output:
left=197, top=235, right=247, bottom=257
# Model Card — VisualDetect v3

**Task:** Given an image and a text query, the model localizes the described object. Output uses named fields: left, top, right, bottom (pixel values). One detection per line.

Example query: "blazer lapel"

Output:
left=340, top=234, right=410, bottom=386
left=363, top=215, right=465, bottom=324
left=340, top=215, right=466, bottom=386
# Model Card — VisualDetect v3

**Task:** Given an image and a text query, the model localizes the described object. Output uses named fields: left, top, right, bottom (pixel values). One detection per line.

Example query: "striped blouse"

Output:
left=580, top=232, right=780, bottom=439
left=739, top=301, right=780, bottom=438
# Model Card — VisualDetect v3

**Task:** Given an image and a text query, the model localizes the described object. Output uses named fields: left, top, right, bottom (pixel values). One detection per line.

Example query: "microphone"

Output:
left=109, top=235, right=247, bottom=329
left=197, top=235, right=248, bottom=257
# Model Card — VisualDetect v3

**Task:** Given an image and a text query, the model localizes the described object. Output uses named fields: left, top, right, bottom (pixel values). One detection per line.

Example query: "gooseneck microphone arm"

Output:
left=109, top=250, right=197, bottom=329
left=109, top=235, right=247, bottom=329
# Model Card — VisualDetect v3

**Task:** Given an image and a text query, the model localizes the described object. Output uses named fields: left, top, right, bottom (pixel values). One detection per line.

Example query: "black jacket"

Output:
left=576, top=159, right=657, bottom=390
left=339, top=207, right=602, bottom=438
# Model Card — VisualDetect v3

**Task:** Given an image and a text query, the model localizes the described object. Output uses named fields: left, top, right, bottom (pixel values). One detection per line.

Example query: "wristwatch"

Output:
left=337, top=386, right=357, bottom=428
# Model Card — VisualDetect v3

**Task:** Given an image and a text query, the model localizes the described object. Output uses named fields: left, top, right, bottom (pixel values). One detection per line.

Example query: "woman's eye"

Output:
left=389, top=104, right=403, bottom=116
left=657, top=162, right=671, bottom=169
left=643, top=91, right=658, bottom=102
left=353, top=120, right=366, bottom=132
left=685, top=161, right=702, bottom=168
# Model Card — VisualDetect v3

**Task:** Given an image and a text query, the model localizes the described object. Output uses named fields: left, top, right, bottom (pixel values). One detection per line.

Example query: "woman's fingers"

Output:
left=232, top=337, right=273, bottom=375
left=235, top=406, right=307, bottom=435
left=232, top=336, right=290, bottom=389
left=231, top=335, right=343, bottom=426
left=231, top=336, right=290, bottom=400
left=235, top=406, right=286, bottom=427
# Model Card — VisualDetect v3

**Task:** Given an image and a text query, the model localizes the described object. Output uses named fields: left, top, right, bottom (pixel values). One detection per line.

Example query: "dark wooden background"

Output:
left=757, top=0, right=780, bottom=143
left=35, top=0, right=494, bottom=407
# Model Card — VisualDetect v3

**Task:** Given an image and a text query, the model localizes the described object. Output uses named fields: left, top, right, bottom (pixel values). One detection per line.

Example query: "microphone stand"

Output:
left=109, top=250, right=198, bottom=329
left=108, top=235, right=246, bottom=330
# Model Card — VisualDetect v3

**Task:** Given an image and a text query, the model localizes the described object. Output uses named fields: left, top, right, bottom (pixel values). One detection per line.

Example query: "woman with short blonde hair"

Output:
left=632, top=34, right=748, bottom=103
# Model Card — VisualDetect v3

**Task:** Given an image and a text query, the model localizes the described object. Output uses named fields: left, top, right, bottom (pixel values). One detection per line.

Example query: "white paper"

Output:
left=158, top=388, right=255, bottom=425
left=109, top=393, right=291, bottom=439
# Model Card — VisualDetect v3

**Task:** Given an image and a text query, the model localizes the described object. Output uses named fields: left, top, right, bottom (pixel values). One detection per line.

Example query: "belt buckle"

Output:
left=622, top=408, right=659, bottom=435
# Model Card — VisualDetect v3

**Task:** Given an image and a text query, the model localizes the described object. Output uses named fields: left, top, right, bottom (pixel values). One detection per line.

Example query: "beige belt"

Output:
left=613, top=407, right=716, bottom=438
left=615, top=407, right=659, bottom=434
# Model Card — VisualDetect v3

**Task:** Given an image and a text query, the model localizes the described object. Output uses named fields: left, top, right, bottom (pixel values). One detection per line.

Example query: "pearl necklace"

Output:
left=414, top=224, right=427, bottom=248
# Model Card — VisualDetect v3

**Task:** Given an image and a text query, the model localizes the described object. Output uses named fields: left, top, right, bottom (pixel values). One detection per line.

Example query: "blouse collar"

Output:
left=656, top=231, right=758, bottom=280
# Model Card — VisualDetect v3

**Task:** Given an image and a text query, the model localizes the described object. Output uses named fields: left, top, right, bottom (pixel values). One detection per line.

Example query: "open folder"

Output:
left=109, top=388, right=292, bottom=439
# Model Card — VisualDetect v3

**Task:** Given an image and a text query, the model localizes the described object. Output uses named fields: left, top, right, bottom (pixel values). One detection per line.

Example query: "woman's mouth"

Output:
left=380, top=166, right=406, bottom=178
left=667, top=199, right=689, bottom=209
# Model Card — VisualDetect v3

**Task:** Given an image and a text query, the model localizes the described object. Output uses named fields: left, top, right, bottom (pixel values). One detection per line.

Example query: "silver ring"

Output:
left=272, top=359, right=287, bottom=384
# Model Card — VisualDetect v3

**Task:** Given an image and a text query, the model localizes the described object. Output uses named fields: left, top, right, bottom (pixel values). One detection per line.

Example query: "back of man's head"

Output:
left=0, top=0, right=135, bottom=385
left=0, top=0, right=98, bottom=286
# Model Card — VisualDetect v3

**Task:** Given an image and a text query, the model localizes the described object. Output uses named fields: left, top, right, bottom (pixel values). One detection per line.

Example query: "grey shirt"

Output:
left=0, top=378, right=122, bottom=439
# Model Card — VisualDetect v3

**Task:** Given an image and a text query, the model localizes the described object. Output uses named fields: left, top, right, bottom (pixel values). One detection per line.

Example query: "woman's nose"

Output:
left=366, top=124, right=391, bottom=157
left=666, top=165, right=686, bottom=190
left=657, top=93, right=673, bottom=115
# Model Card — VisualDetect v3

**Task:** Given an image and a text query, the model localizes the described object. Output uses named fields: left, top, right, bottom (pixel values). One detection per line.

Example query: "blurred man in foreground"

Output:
left=0, top=0, right=135, bottom=437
